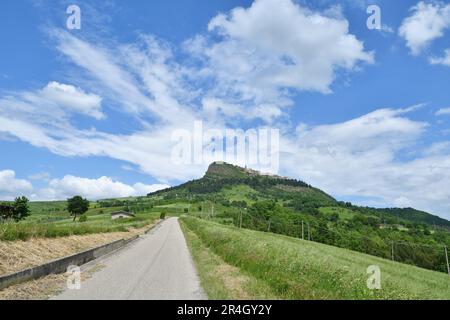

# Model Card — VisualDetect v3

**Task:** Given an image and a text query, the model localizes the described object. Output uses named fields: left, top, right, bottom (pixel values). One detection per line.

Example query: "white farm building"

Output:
left=111, top=211, right=135, bottom=220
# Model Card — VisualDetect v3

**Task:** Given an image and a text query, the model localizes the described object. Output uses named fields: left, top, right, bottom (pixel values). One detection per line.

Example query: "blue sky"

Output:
left=1, top=0, right=450, bottom=219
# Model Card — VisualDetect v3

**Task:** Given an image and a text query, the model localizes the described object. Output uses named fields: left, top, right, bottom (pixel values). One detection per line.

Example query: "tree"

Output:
left=329, top=213, right=339, bottom=222
left=13, top=196, right=30, bottom=222
left=0, top=204, right=16, bottom=221
left=67, top=196, right=90, bottom=222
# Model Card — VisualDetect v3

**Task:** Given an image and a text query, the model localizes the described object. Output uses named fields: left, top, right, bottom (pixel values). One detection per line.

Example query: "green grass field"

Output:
left=181, top=216, right=450, bottom=300
left=0, top=201, right=161, bottom=241
left=318, top=207, right=356, bottom=221
left=220, top=185, right=259, bottom=202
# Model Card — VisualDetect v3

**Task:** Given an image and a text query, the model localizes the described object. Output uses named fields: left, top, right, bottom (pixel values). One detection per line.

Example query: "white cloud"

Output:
left=185, top=0, right=373, bottom=119
left=52, top=30, right=151, bottom=117
left=281, top=107, right=450, bottom=219
left=52, top=31, right=196, bottom=126
left=430, top=48, right=450, bottom=66
left=0, top=81, right=104, bottom=154
left=399, top=1, right=450, bottom=55
left=38, top=176, right=169, bottom=200
left=207, top=0, right=373, bottom=90
left=423, top=141, right=450, bottom=156
left=295, top=107, right=427, bottom=151
left=0, top=171, right=170, bottom=201
left=0, top=170, right=33, bottom=197
left=41, top=82, right=104, bottom=119
left=201, top=97, right=283, bottom=123
left=132, top=182, right=171, bottom=195
left=380, top=24, right=395, bottom=34
left=28, top=172, right=51, bottom=181
left=436, top=107, right=450, bottom=115
left=0, top=33, right=206, bottom=182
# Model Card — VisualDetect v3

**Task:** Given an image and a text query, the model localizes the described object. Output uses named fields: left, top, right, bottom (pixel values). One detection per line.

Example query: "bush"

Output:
left=160, top=212, right=167, bottom=220
left=79, top=215, right=88, bottom=223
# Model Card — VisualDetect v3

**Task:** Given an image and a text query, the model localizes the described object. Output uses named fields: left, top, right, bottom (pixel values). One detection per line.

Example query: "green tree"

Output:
left=67, top=196, right=90, bottom=222
left=0, top=203, right=15, bottom=221
left=13, top=196, right=30, bottom=222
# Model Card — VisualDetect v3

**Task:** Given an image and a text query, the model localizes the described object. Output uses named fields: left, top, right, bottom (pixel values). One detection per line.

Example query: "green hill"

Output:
left=149, top=162, right=450, bottom=274
left=375, top=207, right=450, bottom=228
left=151, top=162, right=336, bottom=206
left=150, top=162, right=449, bottom=228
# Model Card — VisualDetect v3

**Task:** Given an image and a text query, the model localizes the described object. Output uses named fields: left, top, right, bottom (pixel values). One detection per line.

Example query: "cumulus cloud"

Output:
left=0, top=170, right=33, bottom=198
left=0, top=82, right=104, bottom=123
left=399, top=1, right=450, bottom=55
left=38, top=176, right=169, bottom=200
left=185, top=0, right=373, bottom=119
left=0, top=171, right=169, bottom=201
left=208, top=0, right=373, bottom=91
left=41, top=82, right=104, bottom=119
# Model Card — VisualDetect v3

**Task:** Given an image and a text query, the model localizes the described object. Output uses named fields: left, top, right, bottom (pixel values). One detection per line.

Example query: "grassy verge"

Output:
left=0, top=212, right=160, bottom=241
left=181, top=216, right=450, bottom=300
left=180, top=219, right=278, bottom=300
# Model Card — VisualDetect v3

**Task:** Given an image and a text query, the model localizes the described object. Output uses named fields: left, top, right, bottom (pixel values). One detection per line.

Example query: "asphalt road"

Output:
left=53, top=217, right=206, bottom=300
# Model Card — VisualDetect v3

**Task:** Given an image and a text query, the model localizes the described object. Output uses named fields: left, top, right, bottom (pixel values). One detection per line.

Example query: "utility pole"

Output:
left=445, top=245, right=450, bottom=276
left=391, top=241, right=395, bottom=262
left=239, top=209, right=243, bottom=228
left=237, top=210, right=240, bottom=228
left=301, top=221, right=304, bottom=240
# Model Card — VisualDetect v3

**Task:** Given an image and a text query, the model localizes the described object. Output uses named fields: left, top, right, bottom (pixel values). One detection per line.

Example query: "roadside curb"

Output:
left=0, top=220, right=163, bottom=291
left=144, top=218, right=164, bottom=234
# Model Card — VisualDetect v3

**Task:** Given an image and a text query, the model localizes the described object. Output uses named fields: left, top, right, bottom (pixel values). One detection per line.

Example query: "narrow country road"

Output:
left=53, top=217, right=206, bottom=300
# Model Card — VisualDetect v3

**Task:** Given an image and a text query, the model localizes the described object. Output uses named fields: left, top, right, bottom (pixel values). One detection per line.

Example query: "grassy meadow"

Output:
left=0, top=201, right=163, bottom=241
left=180, top=216, right=450, bottom=300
